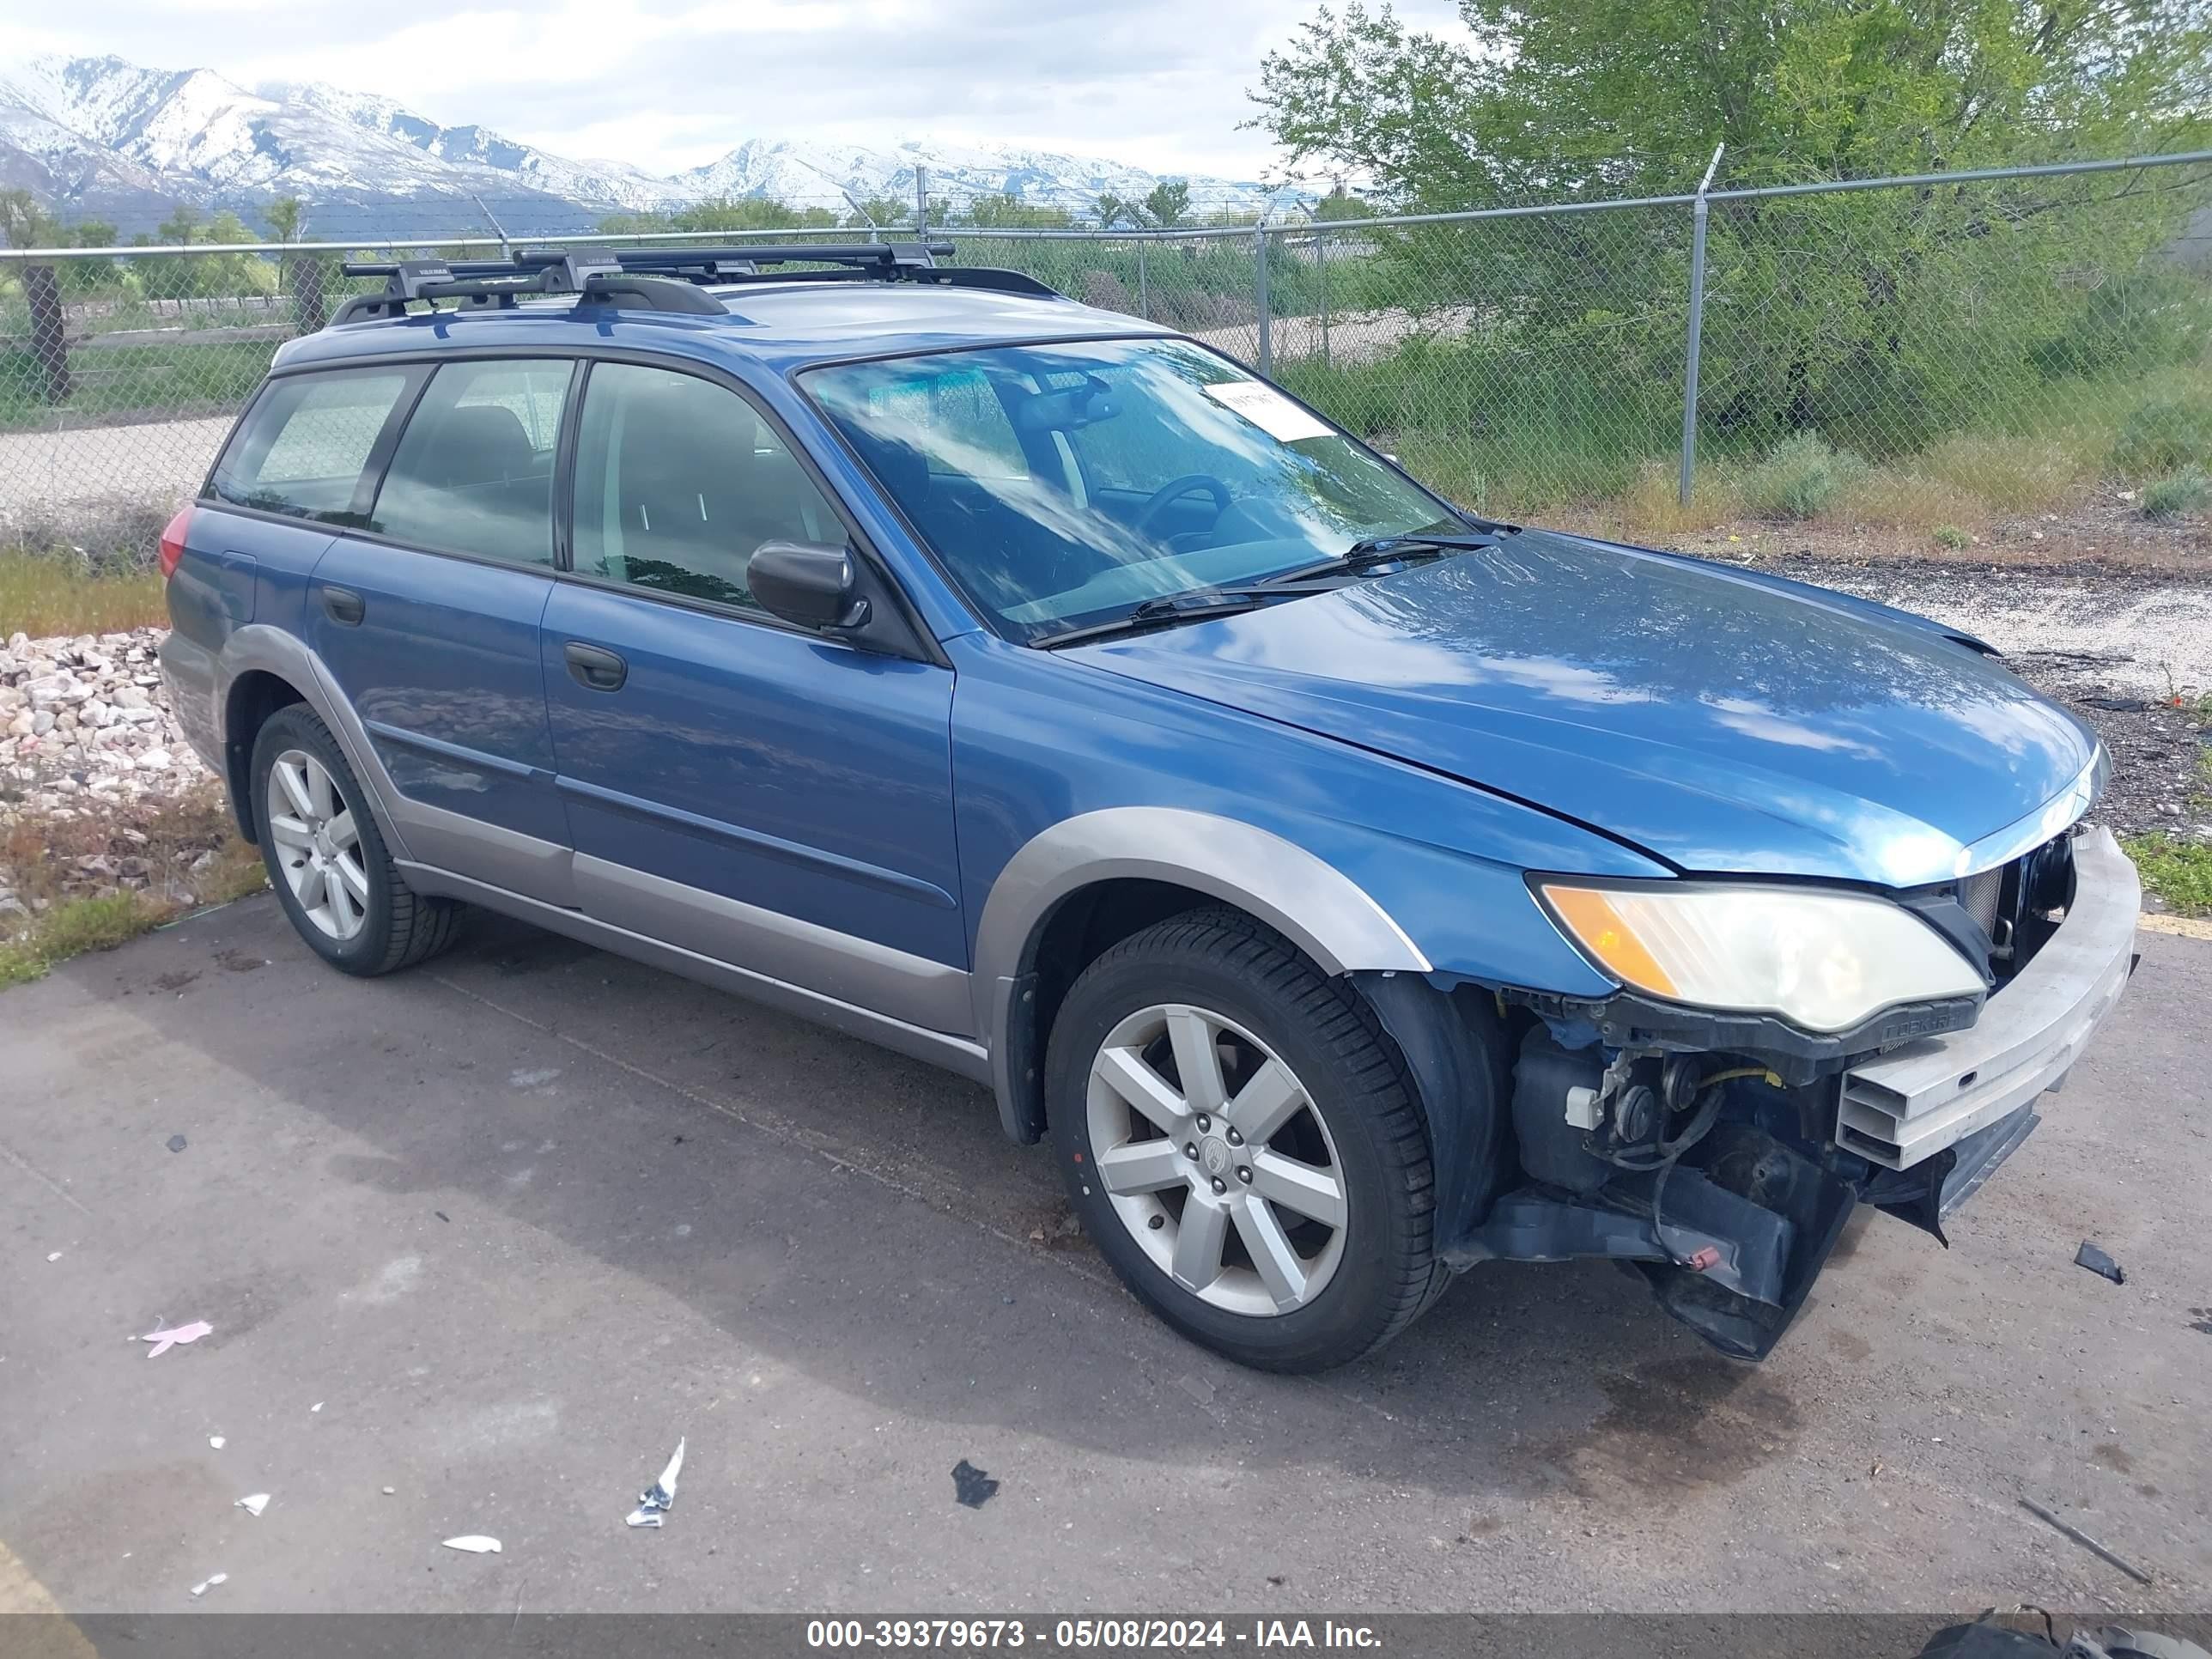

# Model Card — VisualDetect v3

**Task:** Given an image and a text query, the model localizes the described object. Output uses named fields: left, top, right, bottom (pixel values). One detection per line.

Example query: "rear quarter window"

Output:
left=208, top=368, right=413, bottom=524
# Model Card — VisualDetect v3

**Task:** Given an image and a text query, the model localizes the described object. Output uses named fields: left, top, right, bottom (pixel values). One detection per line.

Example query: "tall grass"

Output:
left=0, top=550, right=168, bottom=638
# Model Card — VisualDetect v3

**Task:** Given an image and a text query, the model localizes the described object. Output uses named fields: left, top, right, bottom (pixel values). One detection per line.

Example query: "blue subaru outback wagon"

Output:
left=161, top=241, right=2138, bottom=1371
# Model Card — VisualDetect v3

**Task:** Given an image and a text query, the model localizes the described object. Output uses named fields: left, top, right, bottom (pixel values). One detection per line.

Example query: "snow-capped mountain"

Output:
left=0, top=53, right=1285, bottom=237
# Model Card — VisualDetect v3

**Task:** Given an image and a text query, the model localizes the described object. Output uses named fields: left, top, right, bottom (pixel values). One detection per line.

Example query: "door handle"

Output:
left=563, top=641, right=628, bottom=692
left=320, top=586, right=365, bottom=627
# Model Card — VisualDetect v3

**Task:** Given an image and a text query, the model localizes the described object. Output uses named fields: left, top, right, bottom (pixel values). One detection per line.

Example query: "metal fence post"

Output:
left=1318, top=227, right=1331, bottom=368
left=915, top=167, right=929, bottom=238
left=1137, top=239, right=1149, bottom=319
left=1254, top=222, right=1272, bottom=375
left=1678, top=144, right=1724, bottom=507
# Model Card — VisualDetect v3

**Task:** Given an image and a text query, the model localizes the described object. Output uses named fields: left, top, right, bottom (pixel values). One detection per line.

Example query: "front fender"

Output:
left=971, top=807, right=1430, bottom=1139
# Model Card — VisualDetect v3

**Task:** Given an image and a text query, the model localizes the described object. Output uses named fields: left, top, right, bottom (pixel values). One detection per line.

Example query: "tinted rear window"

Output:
left=209, top=369, right=412, bottom=523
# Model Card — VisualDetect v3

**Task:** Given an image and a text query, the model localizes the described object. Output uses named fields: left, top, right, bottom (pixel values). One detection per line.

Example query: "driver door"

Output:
left=541, top=360, right=969, bottom=1032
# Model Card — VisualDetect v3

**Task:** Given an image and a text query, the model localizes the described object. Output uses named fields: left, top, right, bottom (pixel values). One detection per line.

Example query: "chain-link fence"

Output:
left=4, top=152, right=2209, bottom=572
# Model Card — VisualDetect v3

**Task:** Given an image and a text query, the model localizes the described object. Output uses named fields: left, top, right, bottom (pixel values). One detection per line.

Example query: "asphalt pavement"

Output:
left=1, top=895, right=2207, bottom=1614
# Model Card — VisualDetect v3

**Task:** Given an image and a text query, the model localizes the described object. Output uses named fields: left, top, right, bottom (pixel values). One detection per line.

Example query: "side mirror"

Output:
left=749, top=540, right=871, bottom=631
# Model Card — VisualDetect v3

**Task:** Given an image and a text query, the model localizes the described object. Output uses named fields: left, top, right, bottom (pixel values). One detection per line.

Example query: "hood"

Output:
left=1067, top=532, right=2100, bottom=888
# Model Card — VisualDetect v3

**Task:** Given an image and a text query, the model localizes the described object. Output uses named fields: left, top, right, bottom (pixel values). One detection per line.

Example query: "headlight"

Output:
left=1536, top=880, right=1984, bottom=1034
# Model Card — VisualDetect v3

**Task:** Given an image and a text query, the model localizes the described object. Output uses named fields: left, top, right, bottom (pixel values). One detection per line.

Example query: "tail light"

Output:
left=157, top=504, right=194, bottom=580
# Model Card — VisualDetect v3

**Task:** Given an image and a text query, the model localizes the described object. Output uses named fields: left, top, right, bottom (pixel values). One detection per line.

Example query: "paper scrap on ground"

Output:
left=208, top=1436, right=225, bottom=1449
left=189, top=1573, right=227, bottom=1597
left=442, top=1535, right=501, bottom=1554
left=625, top=1437, right=685, bottom=1528
left=236, top=1493, right=269, bottom=1518
left=143, top=1321, right=213, bottom=1358
left=46, top=1252, right=61, bottom=1263
left=310, top=1401, right=324, bottom=1413
left=1201, top=379, right=1333, bottom=443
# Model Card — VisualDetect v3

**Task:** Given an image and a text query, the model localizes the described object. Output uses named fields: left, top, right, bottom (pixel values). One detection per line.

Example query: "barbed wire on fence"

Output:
left=3, top=150, right=2209, bottom=572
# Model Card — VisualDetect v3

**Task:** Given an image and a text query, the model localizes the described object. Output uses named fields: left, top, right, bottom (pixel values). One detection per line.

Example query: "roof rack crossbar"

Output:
left=325, top=240, right=1062, bottom=326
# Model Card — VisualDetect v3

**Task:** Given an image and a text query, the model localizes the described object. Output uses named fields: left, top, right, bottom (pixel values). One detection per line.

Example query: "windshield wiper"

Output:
left=1262, top=527, right=1508, bottom=586
left=1035, top=582, right=1339, bottom=648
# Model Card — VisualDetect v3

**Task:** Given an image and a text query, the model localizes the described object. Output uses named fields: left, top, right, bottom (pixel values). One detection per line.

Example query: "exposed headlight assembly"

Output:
left=1536, top=880, right=1985, bottom=1034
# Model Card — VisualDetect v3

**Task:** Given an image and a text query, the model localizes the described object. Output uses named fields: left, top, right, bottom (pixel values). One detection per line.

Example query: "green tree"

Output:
left=1096, top=191, right=1138, bottom=228
left=1314, top=185, right=1372, bottom=221
left=959, top=192, right=1074, bottom=229
left=1142, top=179, right=1193, bottom=228
left=842, top=194, right=909, bottom=230
left=1252, top=0, right=2210, bottom=207
left=0, top=188, right=57, bottom=249
left=264, top=197, right=306, bottom=244
left=1249, top=0, right=2212, bottom=463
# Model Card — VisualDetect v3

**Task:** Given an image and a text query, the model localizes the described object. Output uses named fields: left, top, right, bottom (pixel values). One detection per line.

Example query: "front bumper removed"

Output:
left=1445, top=825, right=2141, bottom=1360
left=1838, top=826, right=2140, bottom=1171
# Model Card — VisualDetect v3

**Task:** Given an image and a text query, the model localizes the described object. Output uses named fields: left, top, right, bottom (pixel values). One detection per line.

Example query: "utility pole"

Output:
left=915, top=167, right=928, bottom=237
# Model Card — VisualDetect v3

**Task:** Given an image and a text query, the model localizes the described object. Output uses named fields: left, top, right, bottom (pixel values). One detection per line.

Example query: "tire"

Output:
left=249, top=704, right=463, bottom=976
left=1046, top=907, right=1447, bottom=1372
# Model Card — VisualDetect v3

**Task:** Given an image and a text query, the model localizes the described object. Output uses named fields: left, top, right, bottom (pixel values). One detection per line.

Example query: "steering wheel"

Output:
left=1134, top=475, right=1231, bottom=537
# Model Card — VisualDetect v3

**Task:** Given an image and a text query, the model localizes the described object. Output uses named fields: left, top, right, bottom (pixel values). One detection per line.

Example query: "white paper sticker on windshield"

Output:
left=1202, top=380, right=1334, bottom=443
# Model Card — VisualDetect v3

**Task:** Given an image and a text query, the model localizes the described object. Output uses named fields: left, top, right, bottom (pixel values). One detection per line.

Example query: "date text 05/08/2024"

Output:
left=804, top=1620, right=1384, bottom=1650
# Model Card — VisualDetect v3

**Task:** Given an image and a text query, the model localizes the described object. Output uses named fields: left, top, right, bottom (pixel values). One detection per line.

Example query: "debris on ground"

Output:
left=624, top=1436, right=685, bottom=1529
left=207, top=1436, right=223, bottom=1449
left=188, top=1572, right=227, bottom=1597
left=167, top=1134, right=187, bottom=1153
left=45, top=1251, right=60, bottom=1263
left=142, top=1320, right=212, bottom=1358
left=2019, top=1497, right=2154, bottom=1584
left=235, top=1493, right=269, bottom=1518
left=310, top=1401, right=324, bottom=1413
left=2075, top=1242, right=2127, bottom=1285
left=951, top=1459, right=1000, bottom=1509
left=381, top=1486, right=395, bottom=1496
left=442, top=1535, right=501, bottom=1554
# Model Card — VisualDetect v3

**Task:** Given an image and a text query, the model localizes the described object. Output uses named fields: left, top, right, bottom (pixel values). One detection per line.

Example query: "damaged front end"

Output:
left=1430, top=825, right=2141, bottom=1361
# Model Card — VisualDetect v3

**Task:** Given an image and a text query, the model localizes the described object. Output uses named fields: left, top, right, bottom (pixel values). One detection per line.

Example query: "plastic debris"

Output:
left=310, top=1401, right=324, bottom=1413
left=951, top=1459, right=1000, bottom=1509
left=2075, top=1242, right=2126, bottom=1285
left=189, top=1573, right=227, bottom=1597
left=46, top=1252, right=61, bottom=1263
left=236, top=1493, right=269, bottom=1518
left=167, top=1134, right=188, bottom=1153
left=143, top=1321, right=213, bottom=1358
left=625, top=1437, right=685, bottom=1528
left=382, top=1487, right=396, bottom=1496
left=208, top=1436, right=225, bottom=1450
left=2020, top=1497, right=2153, bottom=1584
left=443, top=1535, right=501, bottom=1554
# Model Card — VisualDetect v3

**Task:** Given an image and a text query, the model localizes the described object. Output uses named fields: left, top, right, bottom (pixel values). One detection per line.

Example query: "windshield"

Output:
left=803, top=337, right=1461, bottom=642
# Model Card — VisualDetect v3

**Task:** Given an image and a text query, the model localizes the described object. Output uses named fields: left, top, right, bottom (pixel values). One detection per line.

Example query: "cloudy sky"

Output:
left=2, top=0, right=1472, bottom=181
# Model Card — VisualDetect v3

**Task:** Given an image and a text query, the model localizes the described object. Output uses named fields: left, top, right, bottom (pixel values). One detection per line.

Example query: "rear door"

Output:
left=305, top=356, right=578, bottom=902
left=540, top=359, right=967, bottom=1032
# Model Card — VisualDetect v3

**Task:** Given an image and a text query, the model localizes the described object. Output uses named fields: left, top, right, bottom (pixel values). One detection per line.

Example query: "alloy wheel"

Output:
left=1085, top=1002, right=1348, bottom=1316
left=264, top=748, right=369, bottom=941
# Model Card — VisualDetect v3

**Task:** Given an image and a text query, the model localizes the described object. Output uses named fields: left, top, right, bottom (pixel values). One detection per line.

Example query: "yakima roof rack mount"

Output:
left=329, top=240, right=1057, bottom=327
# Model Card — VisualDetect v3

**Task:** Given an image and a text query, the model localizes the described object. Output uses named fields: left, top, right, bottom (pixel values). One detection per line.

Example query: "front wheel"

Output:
left=1046, top=908, right=1447, bottom=1372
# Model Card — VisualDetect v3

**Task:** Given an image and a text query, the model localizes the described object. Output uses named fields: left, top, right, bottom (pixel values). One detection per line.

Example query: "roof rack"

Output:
left=328, top=240, right=1060, bottom=327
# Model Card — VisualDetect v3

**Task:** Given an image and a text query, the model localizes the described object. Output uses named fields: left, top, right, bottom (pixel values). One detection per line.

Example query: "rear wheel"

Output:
left=250, top=705, right=462, bottom=975
left=1047, top=908, right=1446, bottom=1372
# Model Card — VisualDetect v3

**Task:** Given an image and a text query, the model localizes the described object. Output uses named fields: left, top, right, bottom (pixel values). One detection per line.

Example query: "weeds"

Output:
left=2124, top=834, right=2212, bottom=918
left=0, top=778, right=265, bottom=988
left=1739, top=433, right=1872, bottom=521
left=2142, top=467, right=2211, bottom=521
left=0, top=890, right=172, bottom=985
left=2111, top=391, right=2212, bottom=479
left=0, top=548, right=167, bottom=637
left=1932, top=524, right=1969, bottom=550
